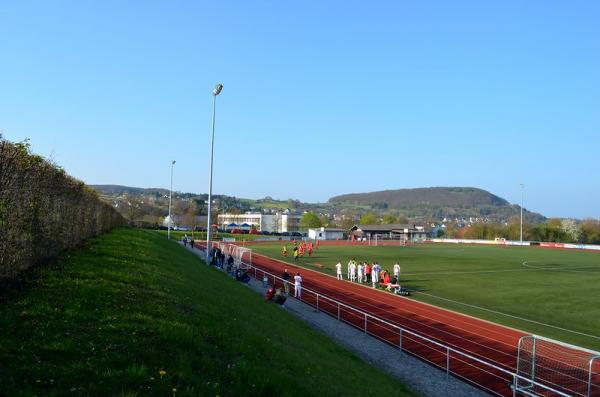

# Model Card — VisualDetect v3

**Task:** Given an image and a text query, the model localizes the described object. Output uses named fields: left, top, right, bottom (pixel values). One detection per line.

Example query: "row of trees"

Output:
left=301, top=209, right=600, bottom=245
left=445, top=218, right=600, bottom=244
left=0, top=136, right=125, bottom=284
left=299, top=211, right=412, bottom=231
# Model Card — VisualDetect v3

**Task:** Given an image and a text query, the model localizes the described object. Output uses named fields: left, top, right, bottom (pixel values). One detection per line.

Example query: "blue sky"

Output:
left=1, top=1, right=598, bottom=219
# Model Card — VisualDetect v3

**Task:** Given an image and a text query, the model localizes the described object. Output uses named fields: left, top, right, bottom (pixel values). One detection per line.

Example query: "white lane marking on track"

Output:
left=412, top=289, right=600, bottom=341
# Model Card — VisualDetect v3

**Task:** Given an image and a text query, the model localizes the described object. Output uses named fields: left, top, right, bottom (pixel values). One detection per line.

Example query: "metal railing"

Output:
left=245, top=262, right=579, bottom=397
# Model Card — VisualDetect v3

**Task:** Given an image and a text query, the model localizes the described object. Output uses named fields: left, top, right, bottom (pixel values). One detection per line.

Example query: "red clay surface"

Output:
left=200, top=240, right=600, bottom=396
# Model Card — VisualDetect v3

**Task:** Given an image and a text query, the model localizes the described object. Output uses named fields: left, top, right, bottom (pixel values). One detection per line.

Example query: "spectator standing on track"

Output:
left=365, top=262, right=371, bottom=283
left=349, top=261, right=356, bottom=282
left=190, top=238, right=194, bottom=249
left=357, top=262, right=364, bottom=283
left=183, top=235, right=188, bottom=247
left=336, top=261, right=343, bottom=280
left=282, top=268, right=291, bottom=295
left=346, top=260, right=352, bottom=279
left=294, top=272, right=303, bottom=298
left=394, top=262, right=401, bottom=280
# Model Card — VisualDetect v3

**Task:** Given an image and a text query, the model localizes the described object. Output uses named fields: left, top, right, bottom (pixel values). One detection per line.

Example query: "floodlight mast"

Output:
left=206, top=84, right=223, bottom=263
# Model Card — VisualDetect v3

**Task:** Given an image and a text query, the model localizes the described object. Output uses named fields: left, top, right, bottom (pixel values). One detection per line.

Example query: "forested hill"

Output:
left=329, top=187, right=546, bottom=222
left=91, top=185, right=170, bottom=197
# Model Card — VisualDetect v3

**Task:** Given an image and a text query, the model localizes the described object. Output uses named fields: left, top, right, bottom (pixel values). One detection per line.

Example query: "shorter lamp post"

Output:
left=168, top=160, right=176, bottom=239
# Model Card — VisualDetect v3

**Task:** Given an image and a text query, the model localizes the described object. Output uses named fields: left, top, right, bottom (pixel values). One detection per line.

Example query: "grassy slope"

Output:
left=0, top=228, right=416, bottom=397
left=251, top=243, right=600, bottom=351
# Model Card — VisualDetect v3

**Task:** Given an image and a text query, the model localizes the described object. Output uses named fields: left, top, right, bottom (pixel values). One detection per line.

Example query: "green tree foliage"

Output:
left=360, top=212, right=379, bottom=225
left=383, top=214, right=396, bottom=224
left=580, top=219, right=600, bottom=244
left=0, top=136, right=124, bottom=283
left=299, top=212, right=322, bottom=230
left=529, top=221, right=568, bottom=242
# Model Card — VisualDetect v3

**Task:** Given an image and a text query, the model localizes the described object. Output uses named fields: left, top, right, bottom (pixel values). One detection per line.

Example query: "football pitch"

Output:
left=250, top=242, right=600, bottom=352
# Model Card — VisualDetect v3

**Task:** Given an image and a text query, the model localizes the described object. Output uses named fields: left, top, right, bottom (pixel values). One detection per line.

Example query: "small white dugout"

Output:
left=308, top=227, right=345, bottom=240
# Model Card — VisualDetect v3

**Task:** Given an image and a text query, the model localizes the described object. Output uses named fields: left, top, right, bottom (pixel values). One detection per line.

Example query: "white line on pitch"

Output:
left=406, top=268, right=531, bottom=276
left=521, top=260, right=599, bottom=274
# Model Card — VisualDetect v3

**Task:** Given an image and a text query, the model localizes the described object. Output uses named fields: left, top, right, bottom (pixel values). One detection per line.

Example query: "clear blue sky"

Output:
left=1, top=1, right=598, bottom=219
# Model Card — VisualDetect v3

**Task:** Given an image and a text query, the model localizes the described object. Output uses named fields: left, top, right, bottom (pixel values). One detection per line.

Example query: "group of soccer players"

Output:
left=335, top=259, right=401, bottom=289
left=282, top=240, right=319, bottom=261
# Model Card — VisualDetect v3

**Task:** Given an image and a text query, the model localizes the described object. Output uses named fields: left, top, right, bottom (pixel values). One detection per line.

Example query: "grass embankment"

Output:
left=252, top=243, right=600, bottom=351
left=0, top=228, right=416, bottom=397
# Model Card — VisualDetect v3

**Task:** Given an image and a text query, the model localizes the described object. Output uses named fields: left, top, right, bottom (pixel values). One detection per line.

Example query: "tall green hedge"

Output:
left=0, top=136, right=125, bottom=283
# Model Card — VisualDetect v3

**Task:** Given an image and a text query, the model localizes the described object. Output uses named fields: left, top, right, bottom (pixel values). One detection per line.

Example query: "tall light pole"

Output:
left=206, top=83, right=223, bottom=263
left=168, top=160, right=176, bottom=239
left=520, top=183, right=524, bottom=243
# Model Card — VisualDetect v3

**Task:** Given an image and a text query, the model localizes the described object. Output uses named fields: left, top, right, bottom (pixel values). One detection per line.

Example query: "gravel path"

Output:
left=183, top=243, right=488, bottom=397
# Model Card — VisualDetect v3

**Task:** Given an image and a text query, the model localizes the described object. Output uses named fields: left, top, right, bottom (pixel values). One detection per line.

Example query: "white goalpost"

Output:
left=372, top=234, right=408, bottom=247
left=214, top=242, right=252, bottom=270
left=515, top=335, right=600, bottom=397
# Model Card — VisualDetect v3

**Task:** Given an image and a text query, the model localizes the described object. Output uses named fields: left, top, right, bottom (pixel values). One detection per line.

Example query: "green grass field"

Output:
left=0, top=228, right=416, bottom=397
left=251, top=242, right=600, bottom=352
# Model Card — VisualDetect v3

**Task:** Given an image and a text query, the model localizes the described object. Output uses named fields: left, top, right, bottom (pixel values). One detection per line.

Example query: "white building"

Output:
left=217, top=213, right=274, bottom=232
left=308, top=227, right=345, bottom=240
left=279, top=213, right=302, bottom=233
left=217, top=212, right=302, bottom=233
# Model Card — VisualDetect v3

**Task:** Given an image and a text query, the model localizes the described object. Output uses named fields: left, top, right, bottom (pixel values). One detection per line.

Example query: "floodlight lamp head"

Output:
left=213, top=84, right=223, bottom=96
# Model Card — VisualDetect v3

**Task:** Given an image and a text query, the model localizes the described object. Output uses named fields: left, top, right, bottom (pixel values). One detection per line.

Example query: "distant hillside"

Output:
left=329, top=187, right=545, bottom=223
left=91, top=184, right=546, bottom=226
left=91, top=184, right=170, bottom=197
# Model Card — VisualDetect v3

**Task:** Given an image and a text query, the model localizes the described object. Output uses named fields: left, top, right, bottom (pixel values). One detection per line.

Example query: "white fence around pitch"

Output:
left=241, top=262, right=595, bottom=397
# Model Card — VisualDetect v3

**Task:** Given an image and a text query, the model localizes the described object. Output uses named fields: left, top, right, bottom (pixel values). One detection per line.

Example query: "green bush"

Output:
left=0, top=136, right=124, bottom=283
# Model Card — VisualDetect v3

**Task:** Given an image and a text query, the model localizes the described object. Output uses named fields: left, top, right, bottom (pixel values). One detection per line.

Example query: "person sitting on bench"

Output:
left=380, top=272, right=391, bottom=289
left=387, top=275, right=401, bottom=293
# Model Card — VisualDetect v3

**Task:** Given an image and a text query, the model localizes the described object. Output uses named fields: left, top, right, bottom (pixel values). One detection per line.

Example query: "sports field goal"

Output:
left=214, top=242, right=252, bottom=270
left=371, top=235, right=408, bottom=246
left=515, top=335, right=600, bottom=396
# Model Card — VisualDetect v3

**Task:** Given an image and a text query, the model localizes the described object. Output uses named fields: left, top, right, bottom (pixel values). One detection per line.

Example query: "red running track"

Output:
left=248, top=251, right=577, bottom=397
